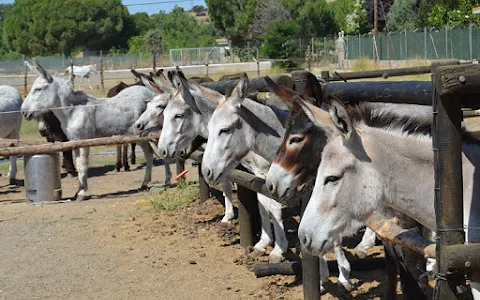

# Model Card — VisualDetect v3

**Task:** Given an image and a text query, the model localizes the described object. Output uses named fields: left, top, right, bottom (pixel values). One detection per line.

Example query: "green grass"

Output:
left=145, top=181, right=199, bottom=212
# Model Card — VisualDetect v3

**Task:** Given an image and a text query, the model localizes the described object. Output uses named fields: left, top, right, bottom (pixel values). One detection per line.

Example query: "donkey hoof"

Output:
left=320, top=285, right=326, bottom=294
left=8, top=179, right=16, bottom=186
left=268, top=254, right=284, bottom=264
left=338, top=280, right=353, bottom=292
left=139, top=185, right=149, bottom=191
left=125, top=167, right=130, bottom=172
left=251, top=249, right=265, bottom=258
left=354, top=248, right=368, bottom=259
left=76, top=194, right=87, bottom=202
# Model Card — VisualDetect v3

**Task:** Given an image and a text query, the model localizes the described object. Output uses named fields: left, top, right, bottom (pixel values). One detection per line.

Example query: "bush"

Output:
left=146, top=182, right=199, bottom=212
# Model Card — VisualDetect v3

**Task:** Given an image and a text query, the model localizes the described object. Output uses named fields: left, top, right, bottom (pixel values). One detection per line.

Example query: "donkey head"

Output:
left=133, top=74, right=170, bottom=136
left=158, top=70, right=215, bottom=158
left=264, top=75, right=335, bottom=199
left=21, top=59, right=61, bottom=120
left=298, top=98, right=377, bottom=256
left=201, top=73, right=254, bottom=185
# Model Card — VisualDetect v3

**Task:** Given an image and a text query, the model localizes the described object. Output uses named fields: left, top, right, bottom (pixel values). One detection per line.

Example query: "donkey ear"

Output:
left=152, top=76, right=175, bottom=97
left=32, top=59, right=53, bottom=83
left=297, top=96, right=337, bottom=137
left=24, top=60, right=35, bottom=72
left=265, top=76, right=299, bottom=110
left=140, top=74, right=163, bottom=94
left=229, top=73, right=249, bottom=108
left=131, top=69, right=142, bottom=80
left=167, top=71, right=175, bottom=86
left=304, top=72, right=324, bottom=106
left=175, top=73, right=201, bottom=114
left=328, top=98, right=354, bottom=140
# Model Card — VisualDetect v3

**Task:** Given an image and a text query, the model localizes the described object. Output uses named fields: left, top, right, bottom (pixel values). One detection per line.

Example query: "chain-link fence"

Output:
left=344, top=25, right=479, bottom=61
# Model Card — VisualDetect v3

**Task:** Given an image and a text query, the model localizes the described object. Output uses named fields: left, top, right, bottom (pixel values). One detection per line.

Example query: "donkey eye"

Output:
left=289, top=136, right=304, bottom=145
left=174, top=114, right=183, bottom=119
left=324, top=175, right=341, bottom=185
left=219, top=128, right=230, bottom=135
left=157, top=104, right=166, bottom=109
left=34, top=87, right=42, bottom=92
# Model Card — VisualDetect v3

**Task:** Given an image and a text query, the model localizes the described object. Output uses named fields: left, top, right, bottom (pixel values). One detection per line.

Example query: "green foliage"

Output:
left=329, top=0, right=356, bottom=32
left=3, top=0, right=129, bottom=56
left=387, top=0, right=418, bottom=30
left=261, top=19, right=301, bottom=68
left=144, top=28, right=164, bottom=54
left=427, top=0, right=480, bottom=28
left=127, top=35, right=147, bottom=54
left=297, top=0, right=338, bottom=38
left=345, top=0, right=368, bottom=34
left=131, top=12, right=153, bottom=35
left=205, top=0, right=258, bottom=43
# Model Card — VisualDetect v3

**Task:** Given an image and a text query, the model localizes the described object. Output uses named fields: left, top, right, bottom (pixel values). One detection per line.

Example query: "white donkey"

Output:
left=133, top=73, right=176, bottom=186
left=298, top=98, right=480, bottom=298
left=21, top=60, right=155, bottom=201
left=0, top=86, right=22, bottom=185
left=65, top=64, right=97, bottom=90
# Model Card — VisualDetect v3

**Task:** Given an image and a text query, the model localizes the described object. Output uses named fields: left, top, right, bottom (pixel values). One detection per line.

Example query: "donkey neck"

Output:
left=51, top=80, right=91, bottom=132
left=192, top=94, right=218, bottom=138
left=239, top=99, right=286, bottom=162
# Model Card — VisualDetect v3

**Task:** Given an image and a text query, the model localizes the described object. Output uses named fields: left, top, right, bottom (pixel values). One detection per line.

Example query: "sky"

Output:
left=0, top=0, right=207, bottom=15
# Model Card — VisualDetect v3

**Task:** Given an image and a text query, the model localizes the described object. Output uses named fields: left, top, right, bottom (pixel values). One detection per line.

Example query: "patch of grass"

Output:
left=145, top=182, right=199, bottom=212
left=351, top=57, right=381, bottom=72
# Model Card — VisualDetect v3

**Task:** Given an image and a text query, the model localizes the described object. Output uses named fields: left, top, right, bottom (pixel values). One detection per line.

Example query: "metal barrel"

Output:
left=24, top=153, right=62, bottom=205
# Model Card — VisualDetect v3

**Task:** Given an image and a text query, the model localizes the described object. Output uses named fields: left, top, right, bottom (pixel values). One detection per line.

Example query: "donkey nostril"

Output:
left=300, top=233, right=311, bottom=249
left=179, top=150, right=185, bottom=156
left=267, top=182, right=276, bottom=194
left=207, top=169, right=212, bottom=178
left=162, top=150, right=167, bottom=157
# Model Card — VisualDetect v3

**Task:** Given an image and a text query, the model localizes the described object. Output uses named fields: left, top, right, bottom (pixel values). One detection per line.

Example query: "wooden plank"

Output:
left=0, top=134, right=159, bottom=157
left=437, top=64, right=480, bottom=97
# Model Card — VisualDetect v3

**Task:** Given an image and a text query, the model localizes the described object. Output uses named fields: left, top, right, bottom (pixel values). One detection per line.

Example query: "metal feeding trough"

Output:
left=24, top=153, right=62, bottom=205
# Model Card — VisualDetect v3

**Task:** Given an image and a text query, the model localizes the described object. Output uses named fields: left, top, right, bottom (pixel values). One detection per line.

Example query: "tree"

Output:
left=249, top=0, right=290, bottom=42
left=297, top=0, right=338, bottom=38
left=132, top=12, right=153, bottom=35
left=191, top=5, right=207, bottom=14
left=387, top=0, right=417, bottom=30
left=145, top=28, right=165, bottom=55
left=205, top=0, right=258, bottom=43
left=345, top=0, right=368, bottom=34
left=330, top=0, right=356, bottom=31
left=3, top=0, right=130, bottom=56
left=261, top=19, right=301, bottom=67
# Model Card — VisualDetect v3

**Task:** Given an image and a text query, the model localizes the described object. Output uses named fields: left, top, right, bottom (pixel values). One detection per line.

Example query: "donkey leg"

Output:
left=252, top=195, right=274, bottom=257
left=63, top=150, right=77, bottom=177
left=139, top=142, right=153, bottom=190
left=264, top=196, right=288, bottom=263
left=75, top=147, right=89, bottom=201
left=164, top=159, right=172, bottom=186
left=7, top=156, right=17, bottom=186
left=354, top=227, right=377, bottom=258
left=87, top=77, right=93, bottom=90
left=122, top=144, right=130, bottom=171
left=333, top=240, right=353, bottom=291
left=130, top=143, right=136, bottom=165
left=319, top=255, right=330, bottom=293
left=116, top=145, right=122, bottom=172
left=220, top=179, right=234, bottom=223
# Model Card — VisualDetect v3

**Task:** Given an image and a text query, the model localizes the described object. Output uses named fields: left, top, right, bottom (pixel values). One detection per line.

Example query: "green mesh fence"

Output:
left=344, top=26, right=479, bottom=61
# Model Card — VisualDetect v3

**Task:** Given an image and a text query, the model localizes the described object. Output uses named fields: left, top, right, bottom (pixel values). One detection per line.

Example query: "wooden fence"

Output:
left=3, top=61, right=479, bottom=299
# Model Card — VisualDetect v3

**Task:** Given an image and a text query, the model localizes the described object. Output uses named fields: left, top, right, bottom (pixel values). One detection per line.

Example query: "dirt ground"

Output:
left=0, top=154, right=394, bottom=300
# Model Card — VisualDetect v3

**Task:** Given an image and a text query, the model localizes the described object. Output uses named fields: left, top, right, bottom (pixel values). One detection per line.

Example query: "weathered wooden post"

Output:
left=99, top=50, right=104, bottom=92
left=292, top=70, right=321, bottom=300
left=176, top=159, right=185, bottom=182
left=23, top=55, right=28, bottom=95
left=70, top=55, right=74, bottom=88
left=197, top=163, right=209, bottom=202
left=432, top=65, right=470, bottom=299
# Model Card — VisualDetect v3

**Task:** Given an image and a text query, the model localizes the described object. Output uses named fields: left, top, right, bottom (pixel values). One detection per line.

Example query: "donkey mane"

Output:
left=347, top=102, right=433, bottom=136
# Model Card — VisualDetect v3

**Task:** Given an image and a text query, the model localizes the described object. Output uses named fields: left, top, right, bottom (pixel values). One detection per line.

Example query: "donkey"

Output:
left=24, top=61, right=77, bottom=177
left=297, top=98, right=480, bottom=298
left=21, top=60, right=155, bottom=201
left=0, top=85, right=22, bottom=185
left=263, top=77, right=433, bottom=296
left=133, top=73, right=176, bottom=186
left=65, top=64, right=97, bottom=90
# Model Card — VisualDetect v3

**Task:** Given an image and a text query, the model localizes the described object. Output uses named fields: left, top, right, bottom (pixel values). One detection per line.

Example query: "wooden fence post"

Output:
left=176, top=159, right=185, bottom=182
left=292, top=70, right=321, bottom=300
left=99, top=50, right=104, bottom=92
left=432, top=65, right=470, bottom=299
left=237, top=185, right=260, bottom=248
left=23, top=55, right=28, bottom=95
left=70, top=55, right=74, bottom=88
left=197, top=163, right=210, bottom=202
